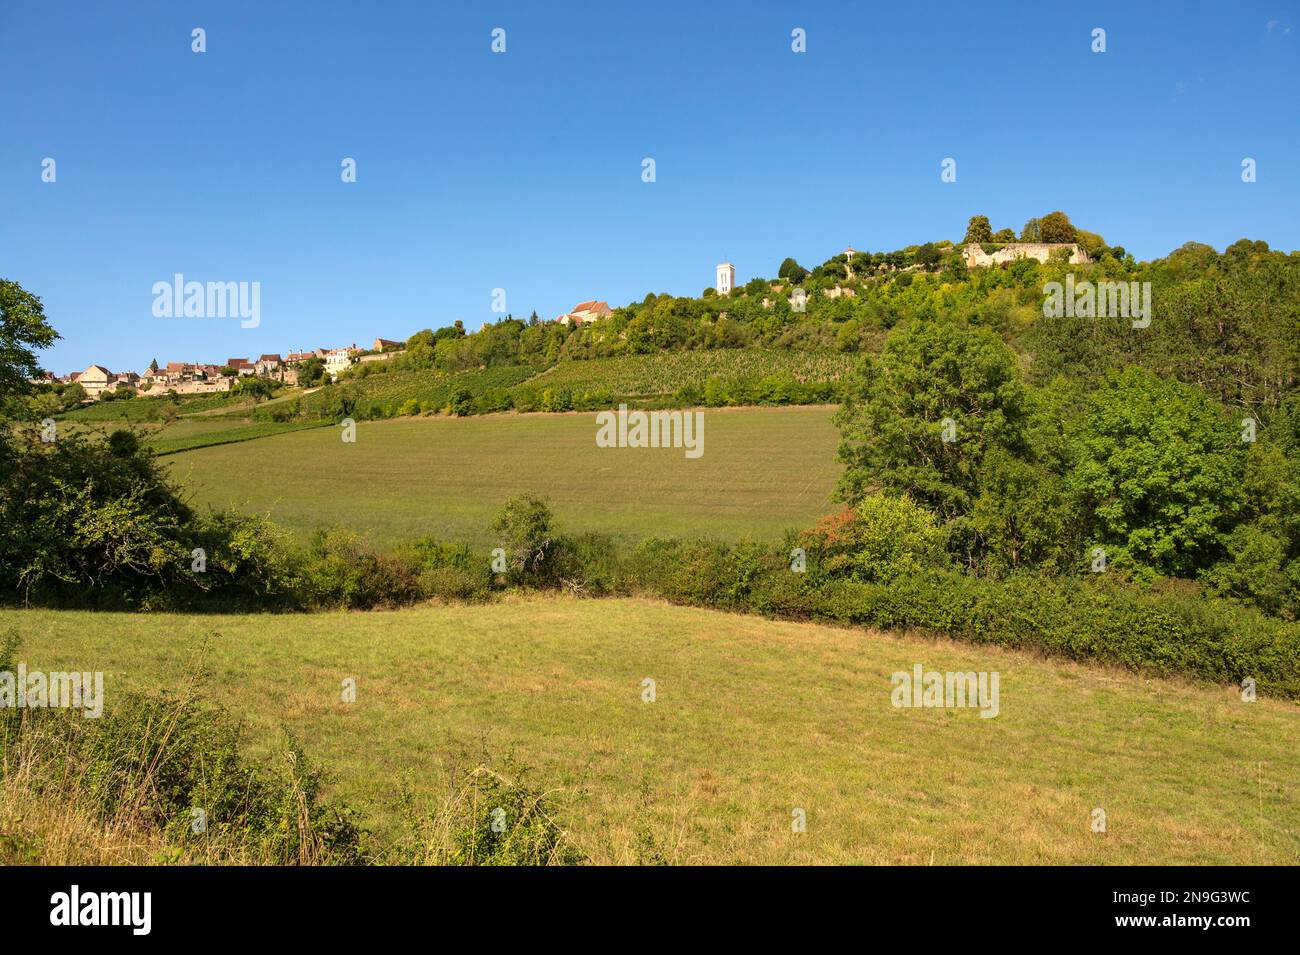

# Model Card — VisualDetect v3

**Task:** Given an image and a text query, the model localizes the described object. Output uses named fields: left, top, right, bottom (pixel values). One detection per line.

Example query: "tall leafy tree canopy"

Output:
left=835, top=315, right=1028, bottom=519
left=0, top=279, right=59, bottom=409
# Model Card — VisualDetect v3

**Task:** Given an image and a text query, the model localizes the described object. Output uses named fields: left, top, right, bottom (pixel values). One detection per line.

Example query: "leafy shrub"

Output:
left=551, top=532, right=625, bottom=596
left=490, top=494, right=558, bottom=587
left=400, top=536, right=491, bottom=602
left=418, top=567, right=490, bottom=602
left=798, top=494, right=947, bottom=583
left=185, top=510, right=303, bottom=611
left=0, top=427, right=194, bottom=607
left=300, top=528, right=422, bottom=609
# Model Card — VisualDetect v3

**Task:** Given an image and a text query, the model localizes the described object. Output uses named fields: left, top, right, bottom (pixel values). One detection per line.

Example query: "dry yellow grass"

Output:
left=4, top=595, right=1298, bottom=864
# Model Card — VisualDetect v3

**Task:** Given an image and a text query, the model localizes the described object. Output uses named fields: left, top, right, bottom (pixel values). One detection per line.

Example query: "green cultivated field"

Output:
left=327, top=349, right=857, bottom=414
left=6, top=597, right=1297, bottom=864
left=518, top=349, right=857, bottom=398
left=169, top=405, right=841, bottom=545
left=316, top=364, right=542, bottom=413
left=42, top=415, right=328, bottom=456
left=148, top=419, right=331, bottom=455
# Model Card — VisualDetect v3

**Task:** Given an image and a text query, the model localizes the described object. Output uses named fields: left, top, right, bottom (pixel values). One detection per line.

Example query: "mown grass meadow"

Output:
left=5, top=596, right=1297, bottom=865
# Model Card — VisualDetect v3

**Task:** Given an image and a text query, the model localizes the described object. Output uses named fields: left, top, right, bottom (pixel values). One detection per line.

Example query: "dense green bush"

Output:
left=299, top=528, right=423, bottom=609
left=0, top=426, right=309, bottom=611
left=490, top=494, right=559, bottom=587
left=798, top=494, right=948, bottom=583
left=551, top=531, right=625, bottom=595
left=400, top=537, right=492, bottom=602
left=186, top=510, right=303, bottom=611
left=0, top=427, right=195, bottom=608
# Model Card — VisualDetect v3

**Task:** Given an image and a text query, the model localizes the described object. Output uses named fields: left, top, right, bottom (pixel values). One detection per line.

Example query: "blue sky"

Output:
left=2, top=1, right=1296, bottom=374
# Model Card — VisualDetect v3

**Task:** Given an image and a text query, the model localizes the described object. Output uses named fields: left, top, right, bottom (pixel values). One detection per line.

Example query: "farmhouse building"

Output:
left=556, top=300, right=612, bottom=326
left=323, top=346, right=361, bottom=378
left=76, top=364, right=116, bottom=398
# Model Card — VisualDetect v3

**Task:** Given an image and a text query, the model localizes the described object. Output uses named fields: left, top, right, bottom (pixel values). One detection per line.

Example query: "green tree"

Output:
left=835, top=315, right=1028, bottom=518
left=913, top=243, right=942, bottom=271
left=491, top=494, right=556, bottom=586
left=297, top=357, right=325, bottom=387
left=963, top=215, right=993, bottom=244
left=1075, top=228, right=1107, bottom=255
left=60, top=381, right=87, bottom=409
left=1065, top=366, right=1246, bottom=579
left=1038, top=210, right=1077, bottom=243
left=778, top=257, right=808, bottom=283
left=0, top=279, right=60, bottom=409
left=235, top=376, right=274, bottom=401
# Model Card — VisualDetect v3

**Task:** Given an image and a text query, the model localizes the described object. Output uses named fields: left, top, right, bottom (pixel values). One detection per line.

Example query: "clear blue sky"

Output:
left=2, top=0, right=1296, bottom=374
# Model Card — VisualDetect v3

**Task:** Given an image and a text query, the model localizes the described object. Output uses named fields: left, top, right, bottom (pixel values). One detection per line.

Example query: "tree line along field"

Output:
left=6, top=596, right=1297, bottom=865
left=168, top=405, right=841, bottom=546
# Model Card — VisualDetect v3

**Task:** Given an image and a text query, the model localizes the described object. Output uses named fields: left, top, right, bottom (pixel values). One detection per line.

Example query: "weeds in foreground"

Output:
left=387, top=756, right=585, bottom=866
left=0, top=633, right=581, bottom=866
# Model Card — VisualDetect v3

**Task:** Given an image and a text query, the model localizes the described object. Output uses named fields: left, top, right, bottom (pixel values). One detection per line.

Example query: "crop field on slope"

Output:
left=148, top=419, right=332, bottom=455
left=6, top=597, right=1297, bottom=864
left=316, top=364, right=543, bottom=413
left=168, top=405, right=841, bottom=545
left=57, top=392, right=257, bottom=422
left=41, top=414, right=328, bottom=455
left=328, top=349, right=858, bottom=415
left=519, top=349, right=858, bottom=398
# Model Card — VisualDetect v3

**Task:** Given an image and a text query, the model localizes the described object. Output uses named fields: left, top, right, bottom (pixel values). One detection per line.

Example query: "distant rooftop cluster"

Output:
left=39, top=338, right=406, bottom=402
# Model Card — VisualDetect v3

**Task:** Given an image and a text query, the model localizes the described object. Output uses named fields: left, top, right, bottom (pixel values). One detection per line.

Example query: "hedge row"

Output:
left=613, top=538, right=1300, bottom=699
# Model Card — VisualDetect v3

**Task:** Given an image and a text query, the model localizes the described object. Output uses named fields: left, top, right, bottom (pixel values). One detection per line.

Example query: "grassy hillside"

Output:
left=168, top=405, right=840, bottom=545
left=6, top=596, right=1296, bottom=864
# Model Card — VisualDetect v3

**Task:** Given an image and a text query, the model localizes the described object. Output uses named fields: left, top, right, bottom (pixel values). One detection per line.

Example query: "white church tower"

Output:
left=716, top=262, right=735, bottom=294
